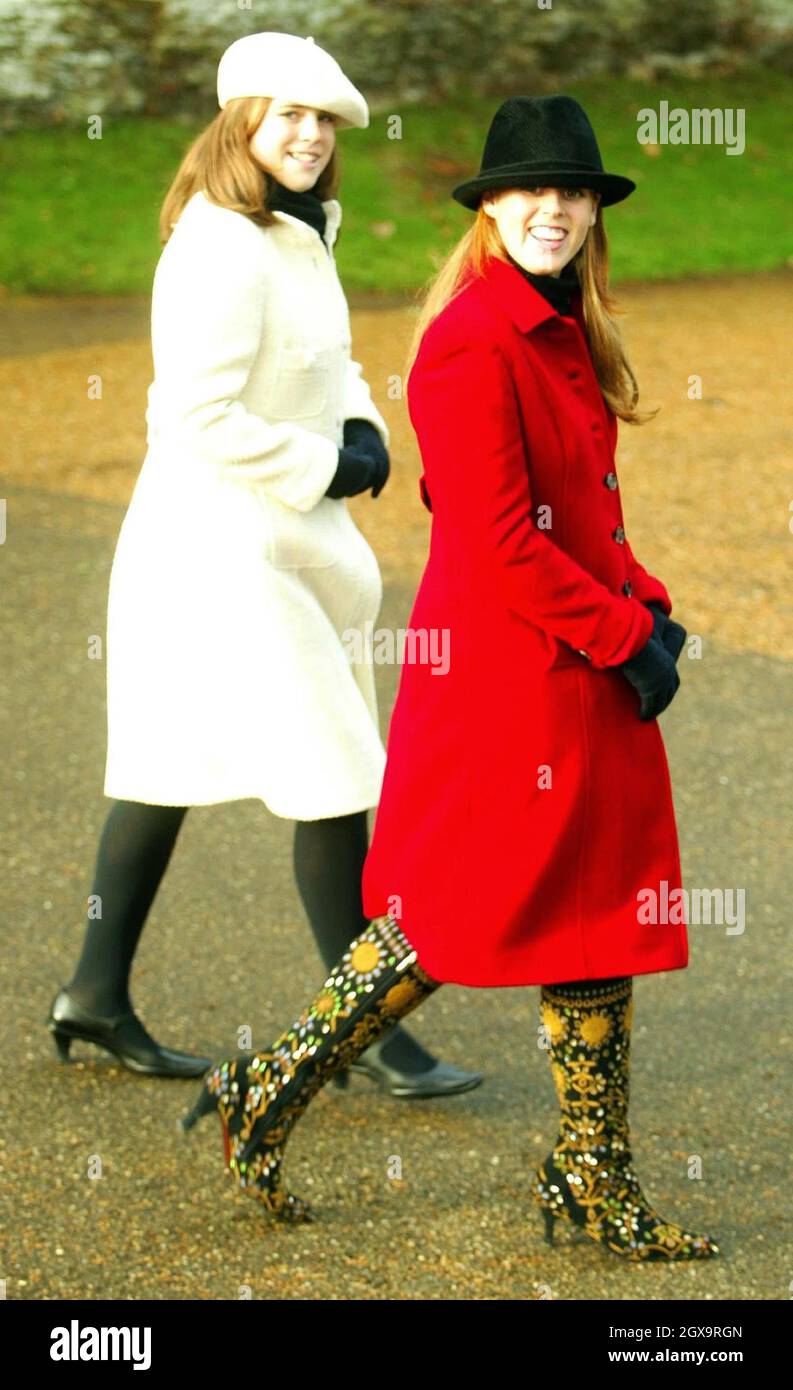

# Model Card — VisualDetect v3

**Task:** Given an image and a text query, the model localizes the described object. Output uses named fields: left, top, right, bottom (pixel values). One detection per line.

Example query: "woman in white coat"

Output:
left=47, top=32, right=481, bottom=1098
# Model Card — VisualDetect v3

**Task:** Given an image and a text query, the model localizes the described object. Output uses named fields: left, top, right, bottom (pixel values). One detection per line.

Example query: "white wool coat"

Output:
left=103, top=190, right=389, bottom=817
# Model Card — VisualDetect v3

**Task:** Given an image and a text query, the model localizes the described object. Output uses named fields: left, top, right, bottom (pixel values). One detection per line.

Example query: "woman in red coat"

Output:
left=183, top=96, right=720, bottom=1262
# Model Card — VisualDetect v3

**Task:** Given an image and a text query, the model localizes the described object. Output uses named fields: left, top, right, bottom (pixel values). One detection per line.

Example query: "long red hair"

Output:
left=405, top=197, right=655, bottom=426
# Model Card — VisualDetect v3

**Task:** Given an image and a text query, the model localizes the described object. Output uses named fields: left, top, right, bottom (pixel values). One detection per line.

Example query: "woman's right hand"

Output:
left=619, top=634, right=680, bottom=721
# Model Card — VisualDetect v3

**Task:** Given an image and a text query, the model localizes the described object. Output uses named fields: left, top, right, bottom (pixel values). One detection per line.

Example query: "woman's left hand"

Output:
left=645, top=601, right=687, bottom=663
left=343, top=419, right=390, bottom=497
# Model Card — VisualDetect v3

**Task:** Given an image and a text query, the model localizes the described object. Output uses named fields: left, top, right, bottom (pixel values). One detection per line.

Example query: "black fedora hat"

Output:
left=452, top=95, right=636, bottom=210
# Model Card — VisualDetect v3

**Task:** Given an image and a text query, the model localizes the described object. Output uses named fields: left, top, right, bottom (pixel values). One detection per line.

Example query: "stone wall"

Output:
left=1, top=0, right=791, bottom=130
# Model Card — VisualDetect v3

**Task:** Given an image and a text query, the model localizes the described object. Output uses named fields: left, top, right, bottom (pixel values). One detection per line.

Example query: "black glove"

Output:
left=645, top=601, right=687, bottom=663
left=325, top=447, right=378, bottom=499
left=619, top=633, right=680, bottom=722
left=342, top=418, right=390, bottom=498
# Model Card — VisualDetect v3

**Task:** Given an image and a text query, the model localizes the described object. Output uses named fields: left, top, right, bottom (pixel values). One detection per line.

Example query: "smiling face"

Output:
left=248, top=99, right=337, bottom=190
left=481, top=186, right=600, bottom=276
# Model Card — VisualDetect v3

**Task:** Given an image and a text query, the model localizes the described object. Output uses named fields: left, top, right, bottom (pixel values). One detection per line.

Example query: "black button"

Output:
left=567, top=368, right=582, bottom=381
left=622, top=579, right=633, bottom=596
left=603, top=471, right=618, bottom=490
left=591, top=421, right=602, bottom=433
left=612, top=525, right=625, bottom=544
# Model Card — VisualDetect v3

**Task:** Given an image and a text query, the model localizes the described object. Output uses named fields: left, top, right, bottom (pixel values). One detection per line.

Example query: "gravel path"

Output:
left=0, top=277, right=790, bottom=1299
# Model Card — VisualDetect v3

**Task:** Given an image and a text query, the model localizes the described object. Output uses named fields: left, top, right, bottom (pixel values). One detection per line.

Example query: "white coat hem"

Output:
left=102, top=779, right=383, bottom=820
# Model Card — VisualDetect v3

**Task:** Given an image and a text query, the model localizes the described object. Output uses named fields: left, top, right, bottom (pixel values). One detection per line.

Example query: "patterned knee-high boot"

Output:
left=532, top=976, right=720, bottom=1260
left=181, top=915, right=440, bottom=1222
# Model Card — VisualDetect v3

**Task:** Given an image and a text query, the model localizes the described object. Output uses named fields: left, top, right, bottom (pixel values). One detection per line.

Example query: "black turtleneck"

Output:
left=506, top=253, right=580, bottom=316
left=267, top=179, right=328, bottom=251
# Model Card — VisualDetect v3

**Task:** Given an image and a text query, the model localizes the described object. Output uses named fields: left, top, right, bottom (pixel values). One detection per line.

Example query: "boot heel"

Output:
left=51, top=1028, right=72, bottom=1063
left=540, top=1205, right=556, bottom=1246
left=180, top=1078, right=214, bottom=1133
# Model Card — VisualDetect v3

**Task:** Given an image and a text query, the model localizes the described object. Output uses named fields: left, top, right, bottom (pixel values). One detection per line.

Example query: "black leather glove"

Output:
left=619, top=633, right=680, bottom=722
left=645, top=601, right=687, bottom=663
left=342, top=418, right=390, bottom=498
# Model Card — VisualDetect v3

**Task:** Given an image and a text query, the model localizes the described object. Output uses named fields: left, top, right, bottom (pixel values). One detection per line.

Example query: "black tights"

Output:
left=68, top=800, right=436, bottom=1072
left=69, top=800, right=188, bottom=1017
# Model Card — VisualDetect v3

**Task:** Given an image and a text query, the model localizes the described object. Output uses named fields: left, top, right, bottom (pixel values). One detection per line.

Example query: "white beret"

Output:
left=217, top=32, right=368, bottom=130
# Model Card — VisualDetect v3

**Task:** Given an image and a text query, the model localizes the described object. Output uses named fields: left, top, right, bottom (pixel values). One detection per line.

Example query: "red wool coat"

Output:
left=361, top=254, right=689, bottom=986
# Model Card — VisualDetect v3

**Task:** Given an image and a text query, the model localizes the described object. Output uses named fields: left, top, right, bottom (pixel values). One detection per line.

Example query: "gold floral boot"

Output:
left=532, top=976, right=720, bottom=1261
left=181, top=915, right=439, bottom=1222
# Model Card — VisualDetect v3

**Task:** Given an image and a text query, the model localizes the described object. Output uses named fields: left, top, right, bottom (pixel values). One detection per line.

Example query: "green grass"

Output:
left=1, top=73, right=790, bottom=296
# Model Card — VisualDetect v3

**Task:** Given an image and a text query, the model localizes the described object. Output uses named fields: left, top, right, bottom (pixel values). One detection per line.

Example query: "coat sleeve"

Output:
left=623, top=538, right=673, bottom=614
left=147, top=210, right=339, bottom=511
left=408, top=335, right=654, bottom=669
left=343, top=356, right=390, bottom=449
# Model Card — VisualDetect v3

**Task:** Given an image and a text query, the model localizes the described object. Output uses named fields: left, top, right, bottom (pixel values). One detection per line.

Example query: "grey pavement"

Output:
left=0, top=481, right=790, bottom=1300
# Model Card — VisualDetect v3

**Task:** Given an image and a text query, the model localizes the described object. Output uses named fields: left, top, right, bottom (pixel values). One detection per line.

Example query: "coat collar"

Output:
left=270, top=198, right=342, bottom=253
left=478, top=254, right=581, bottom=335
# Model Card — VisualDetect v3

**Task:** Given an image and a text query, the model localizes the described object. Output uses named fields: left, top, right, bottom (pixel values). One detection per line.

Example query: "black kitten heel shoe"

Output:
left=332, top=1035, right=484, bottom=1099
left=47, top=987, right=212, bottom=1078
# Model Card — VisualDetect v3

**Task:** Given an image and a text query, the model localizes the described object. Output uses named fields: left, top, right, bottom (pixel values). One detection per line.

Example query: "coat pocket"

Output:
left=264, top=493, right=347, bottom=570
left=269, top=345, right=331, bottom=420
left=505, top=604, right=587, bottom=671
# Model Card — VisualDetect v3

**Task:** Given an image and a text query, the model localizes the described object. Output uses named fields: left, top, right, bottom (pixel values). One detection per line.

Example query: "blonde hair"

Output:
left=158, top=96, right=340, bottom=243
left=404, top=195, right=655, bottom=425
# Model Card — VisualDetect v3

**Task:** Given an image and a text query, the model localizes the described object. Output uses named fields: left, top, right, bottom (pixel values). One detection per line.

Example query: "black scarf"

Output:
left=507, top=252, right=581, bottom=315
left=267, top=179, right=328, bottom=251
